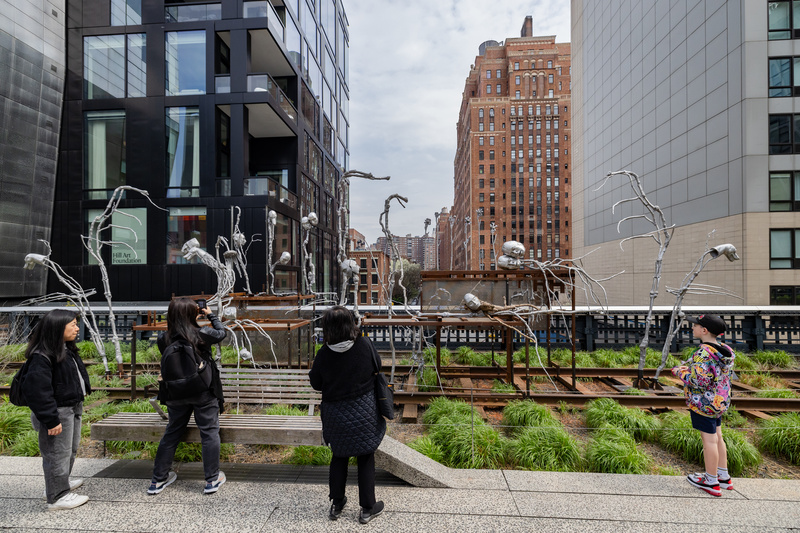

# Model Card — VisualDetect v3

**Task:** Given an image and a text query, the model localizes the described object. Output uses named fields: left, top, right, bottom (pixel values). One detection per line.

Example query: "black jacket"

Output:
left=309, top=336, right=385, bottom=456
left=157, top=313, right=227, bottom=406
left=23, top=347, right=92, bottom=430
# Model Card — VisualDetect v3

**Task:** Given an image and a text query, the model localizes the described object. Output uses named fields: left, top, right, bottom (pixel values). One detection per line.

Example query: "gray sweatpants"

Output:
left=32, top=403, right=83, bottom=504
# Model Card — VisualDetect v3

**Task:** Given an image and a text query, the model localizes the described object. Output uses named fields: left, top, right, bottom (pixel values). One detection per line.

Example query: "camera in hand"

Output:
left=196, top=299, right=206, bottom=316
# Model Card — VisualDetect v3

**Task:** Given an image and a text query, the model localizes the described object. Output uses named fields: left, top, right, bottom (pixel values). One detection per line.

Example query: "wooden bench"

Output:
left=220, top=367, right=321, bottom=415
left=91, top=412, right=324, bottom=446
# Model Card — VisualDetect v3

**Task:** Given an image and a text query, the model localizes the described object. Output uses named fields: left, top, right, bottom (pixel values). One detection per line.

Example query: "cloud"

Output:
left=344, top=0, right=571, bottom=243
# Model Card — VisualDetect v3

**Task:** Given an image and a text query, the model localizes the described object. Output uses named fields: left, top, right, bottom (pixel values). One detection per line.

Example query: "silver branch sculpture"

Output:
left=336, top=170, right=390, bottom=266
left=301, top=212, right=319, bottom=295
left=654, top=241, right=741, bottom=379
left=490, top=221, right=498, bottom=267
left=83, top=186, right=166, bottom=374
left=23, top=241, right=111, bottom=375
left=266, top=209, right=292, bottom=295
left=379, top=193, right=410, bottom=382
left=229, top=206, right=259, bottom=295
left=595, top=170, right=675, bottom=386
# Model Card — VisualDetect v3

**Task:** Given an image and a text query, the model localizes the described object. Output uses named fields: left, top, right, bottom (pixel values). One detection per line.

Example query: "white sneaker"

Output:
left=147, top=471, right=178, bottom=495
left=47, top=492, right=89, bottom=510
left=43, top=479, right=84, bottom=498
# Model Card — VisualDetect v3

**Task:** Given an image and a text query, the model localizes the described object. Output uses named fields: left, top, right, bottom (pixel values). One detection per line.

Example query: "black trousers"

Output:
left=329, top=453, right=376, bottom=509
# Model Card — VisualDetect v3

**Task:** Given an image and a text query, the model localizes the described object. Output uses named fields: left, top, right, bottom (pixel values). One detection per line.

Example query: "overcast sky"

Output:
left=343, top=0, right=571, bottom=244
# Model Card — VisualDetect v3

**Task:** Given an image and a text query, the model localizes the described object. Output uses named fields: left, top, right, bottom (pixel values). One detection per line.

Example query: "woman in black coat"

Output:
left=309, top=306, right=386, bottom=524
left=148, top=297, right=227, bottom=496
left=22, top=309, right=92, bottom=510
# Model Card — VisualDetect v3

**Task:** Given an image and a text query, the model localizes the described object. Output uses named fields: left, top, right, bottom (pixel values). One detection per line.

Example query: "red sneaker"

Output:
left=687, top=473, right=721, bottom=497
left=718, top=477, right=733, bottom=490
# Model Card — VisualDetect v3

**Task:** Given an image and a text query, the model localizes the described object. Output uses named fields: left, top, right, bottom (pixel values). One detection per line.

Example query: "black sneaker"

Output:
left=329, top=496, right=347, bottom=520
left=358, top=501, right=384, bottom=524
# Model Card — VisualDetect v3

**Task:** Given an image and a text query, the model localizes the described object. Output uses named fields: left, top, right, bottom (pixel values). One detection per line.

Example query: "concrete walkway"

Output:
left=1, top=456, right=799, bottom=532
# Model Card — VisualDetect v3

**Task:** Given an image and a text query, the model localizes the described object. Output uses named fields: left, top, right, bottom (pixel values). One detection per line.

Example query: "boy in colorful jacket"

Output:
left=671, top=314, right=735, bottom=497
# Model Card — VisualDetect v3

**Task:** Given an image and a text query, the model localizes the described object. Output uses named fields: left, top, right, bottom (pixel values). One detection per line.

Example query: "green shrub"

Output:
left=0, top=408, right=32, bottom=449
left=758, top=413, right=800, bottom=465
left=585, top=398, right=660, bottom=442
left=408, top=435, right=444, bottom=463
left=86, top=363, right=108, bottom=377
left=755, top=388, right=797, bottom=399
left=0, top=343, right=27, bottom=362
left=423, top=347, right=451, bottom=366
left=502, top=400, right=558, bottom=432
left=622, top=387, right=648, bottom=396
left=76, top=340, right=99, bottom=359
left=750, top=350, right=793, bottom=368
left=722, top=406, right=747, bottom=429
left=83, top=390, right=110, bottom=404
left=441, top=423, right=508, bottom=469
left=645, top=351, right=680, bottom=369
left=659, top=411, right=760, bottom=476
left=286, top=445, right=332, bottom=465
left=739, top=372, right=784, bottom=391
left=135, top=373, right=159, bottom=389
left=509, top=426, right=583, bottom=471
left=6, top=429, right=40, bottom=456
left=733, top=352, right=756, bottom=371
left=417, top=367, right=442, bottom=392
left=592, top=348, right=622, bottom=368
left=586, top=424, right=652, bottom=474
left=422, top=397, right=476, bottom=426
left=491, top=380, right=516, bottom=393
left=263, top=404, right=307, bottom=416
left=83, top=401, right=122, bottom=424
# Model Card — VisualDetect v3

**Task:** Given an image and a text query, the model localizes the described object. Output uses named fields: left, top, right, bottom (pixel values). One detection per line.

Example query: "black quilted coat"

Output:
left=309, top=336, right=386, bottom=457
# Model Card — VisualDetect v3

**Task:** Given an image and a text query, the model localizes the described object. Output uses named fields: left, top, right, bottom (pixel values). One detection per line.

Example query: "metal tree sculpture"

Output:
left=182, top=237, right=236, bottom=315
left=336, top=170, right=391, bottom=266
left=83, top=186, right=165, bottom=373
left=490, top=221, right=498, bottom=266
left=265, top=209, right=293, bottom=295
left=654, top=241, right=741, bottom=379
left=300, top=212, right=319, bottom=295
left=595, top=170, right=675, bottom=386
left=229, top=206, right=259, bottom=295
left=23, top=241, right=112, bottom=375
left=424, top=217, right=431, bottom=237
left=378, top=193, right=409, bottom=381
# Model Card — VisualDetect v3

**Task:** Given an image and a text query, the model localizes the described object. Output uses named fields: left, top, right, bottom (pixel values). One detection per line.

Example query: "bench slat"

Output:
left=91, top=413, right=324, bottom=446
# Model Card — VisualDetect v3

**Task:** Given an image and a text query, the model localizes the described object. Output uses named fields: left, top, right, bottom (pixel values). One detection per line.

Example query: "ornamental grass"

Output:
left=585, top=398, right=660, bottom=442
left=758, top=413, right=800, bottom=466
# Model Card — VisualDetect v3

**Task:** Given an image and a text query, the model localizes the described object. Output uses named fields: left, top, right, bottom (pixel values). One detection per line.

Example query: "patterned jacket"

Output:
left=672, top=343, right=735, bottom=418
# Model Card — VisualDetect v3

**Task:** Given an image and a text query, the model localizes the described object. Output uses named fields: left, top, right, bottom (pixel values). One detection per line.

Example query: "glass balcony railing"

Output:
left=215, top=76, right=231, bottom=94
left=247, top=74, right=297, bottom=123
left=243, top=176, right=297, bottom=208
left=166, top=4, right=221, bottom=23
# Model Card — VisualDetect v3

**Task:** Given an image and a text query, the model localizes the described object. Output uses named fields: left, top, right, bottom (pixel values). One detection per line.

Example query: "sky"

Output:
left=344, top=0, right=571, bottom=244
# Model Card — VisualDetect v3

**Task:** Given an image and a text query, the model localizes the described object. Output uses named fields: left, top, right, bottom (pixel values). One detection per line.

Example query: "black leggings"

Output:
left=328, top=453, right=376, bottom=509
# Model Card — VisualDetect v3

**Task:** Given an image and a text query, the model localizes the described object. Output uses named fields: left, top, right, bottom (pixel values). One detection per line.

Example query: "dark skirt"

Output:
left=320, top=389, right=386, bottom=457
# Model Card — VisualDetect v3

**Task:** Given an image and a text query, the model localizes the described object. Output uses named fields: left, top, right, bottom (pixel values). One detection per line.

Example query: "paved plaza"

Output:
left=0, top=456, right=798, bottom=532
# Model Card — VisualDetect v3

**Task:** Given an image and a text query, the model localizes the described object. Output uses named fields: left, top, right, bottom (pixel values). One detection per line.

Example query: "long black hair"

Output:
left=321, top=306, right=359, bottom=345
left=164, top=297, right=205, bottom=353
left=25, top=309, right=79, bottom=363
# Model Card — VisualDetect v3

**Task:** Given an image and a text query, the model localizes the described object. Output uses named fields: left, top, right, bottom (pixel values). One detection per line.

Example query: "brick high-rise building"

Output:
left=375, top=234, right=436, bottom=270
left=453, top=16, right=571, bottom=270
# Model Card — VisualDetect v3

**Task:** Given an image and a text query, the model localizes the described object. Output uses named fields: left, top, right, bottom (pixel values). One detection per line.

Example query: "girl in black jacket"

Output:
left=309, top=306, right=386, bottom=524
left=148, top=297, right=227, bottom=496
left=22, top=309, right=91, bottom=510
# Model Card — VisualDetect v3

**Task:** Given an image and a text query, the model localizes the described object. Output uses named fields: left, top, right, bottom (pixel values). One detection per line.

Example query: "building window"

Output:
left=112, top=208, right=147, bottom=265
left=769, top=57, right=800, bottom=97
left=486, top=70, right=491, bottom=79
left=489, top=136, right=494, bottom=145
left=360, top=292, right=367, bottom=304
left=515, top=75, right=520, bottom=85
left=769, top=1, right=800, bottom=40
left=372, top=273, right=378, bottom=284
left=166, top=31, right=206, bottom=95
left=514, top=62, right=519, bottom=70
left=771, top=229, right=800, bottom=268
left=85, top=110, right=126, bottom=200
left=548, top=74, right=554, bottom=83
left=769, top=114, right=799, bottom=153
left=489, top=164, right=495, bottom=174
left=167, top=207, right=207, bottom=264
left=479, top=123, right=485, bottom=131
left=496, top=84, right=501, bottom=93
left=496, top=69, right=501, bottom=78
left=371, top=291, right=378, bottom=304
left=479, top=150, right=485, bottom=160
left=770, top=286, right=800, bottom=304
left=489, top=150, right=495, bottom=160
left=479, top=165, right=484, bottom=174
left=166, top=107, right=200, bottom=197
left=166, top=3, right=222, bottom=22
left=111, top=0, right=142, bottom=25
left=479, top=178, right=485, bottom=188
left=479, top=193, right=485, bottom=202
left=770, top=171, right=800, bottom=211
left=479, top=136, right=484, bottom=145
left=84, top=34, right=146, bottom=99
left=479, top=108, right=484, bottom=118
left=486, top=84, right=492, bottom=94
left=515, top=90, right=521, bottom=99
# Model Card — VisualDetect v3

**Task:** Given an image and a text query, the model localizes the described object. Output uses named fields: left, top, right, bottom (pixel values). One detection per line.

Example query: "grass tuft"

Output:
left=586, top=424, right=652, bottom=474
left=262, top=404, right=308, bottom=416
left=285, top=445, right=332, bottom=465
left=758, top=413, right=800, bottom=466
left=408, top=435, right=444, bottom=463
left=509, top=426, right=583, bottom=471
left=502, top=400, right=558, bottom=432
left=585, top=398, right=660, bottom=442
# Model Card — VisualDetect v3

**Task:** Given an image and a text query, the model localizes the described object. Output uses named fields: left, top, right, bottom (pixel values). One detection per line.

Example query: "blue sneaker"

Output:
left=147, top=471, right=177, bottom=495
left=204, top=471, right=226, bottom=494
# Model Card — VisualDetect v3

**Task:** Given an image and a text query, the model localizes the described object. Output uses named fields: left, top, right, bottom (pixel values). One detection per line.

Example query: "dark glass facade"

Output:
left=50, top=0, right=349, bottom=301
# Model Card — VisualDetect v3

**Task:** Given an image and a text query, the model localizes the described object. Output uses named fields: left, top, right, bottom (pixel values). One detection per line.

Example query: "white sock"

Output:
left=704, top=472, right=718, bottom=484
left=717, top=467, right=729, bottom=480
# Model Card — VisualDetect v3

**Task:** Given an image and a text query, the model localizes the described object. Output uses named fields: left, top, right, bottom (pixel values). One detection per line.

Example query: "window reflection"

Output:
left=166, top=107, right=200, bottom=198
left=85, top=110, right=126, bottom=200
left=166, top=31, right=206, bottom=95
left=165, top=4, right=221, bottom=23
left=111, top=0, right=142, bottom=26
left=167, top=207, right=207, bottom=264
left=84, top=35, right=125, bottom=99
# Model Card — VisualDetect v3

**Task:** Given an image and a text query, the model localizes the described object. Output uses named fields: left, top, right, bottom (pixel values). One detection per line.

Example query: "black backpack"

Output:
left=9, top=359, right=32, bottom=407
left=159, top=340, right=212, bottom=400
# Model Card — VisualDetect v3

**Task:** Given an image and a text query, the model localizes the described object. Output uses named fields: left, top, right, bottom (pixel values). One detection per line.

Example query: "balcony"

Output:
left=247, top=74, right=297, bottom=123
left=243, top=176, right=297, bottom=208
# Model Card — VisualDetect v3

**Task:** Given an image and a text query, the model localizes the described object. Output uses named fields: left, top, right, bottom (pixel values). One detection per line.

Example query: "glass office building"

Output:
left=49, top=0, right=349, bottom=300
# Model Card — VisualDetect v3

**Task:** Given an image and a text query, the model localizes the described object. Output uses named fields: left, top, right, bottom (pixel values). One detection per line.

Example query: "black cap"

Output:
left=686, top=314, right=727, bottom=336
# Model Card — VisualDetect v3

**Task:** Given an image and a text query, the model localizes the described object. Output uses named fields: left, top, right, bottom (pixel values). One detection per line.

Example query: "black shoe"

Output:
left=358, top=501, right=384, bottom=524
left=329, top=496, right=346, bottom=520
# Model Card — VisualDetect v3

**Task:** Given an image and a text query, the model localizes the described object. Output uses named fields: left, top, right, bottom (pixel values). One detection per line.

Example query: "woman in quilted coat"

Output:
left=309, top=306, right=386, bottom=524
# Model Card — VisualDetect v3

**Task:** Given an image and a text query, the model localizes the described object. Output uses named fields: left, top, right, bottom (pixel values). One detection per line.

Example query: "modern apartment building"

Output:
left=43, top=0, right=348, bottom=301
left=452, top=16, right=572, bottom=271
left=572, top=1, right=798, bottom=305
left=348, top=249, right=390, bottom=306
left=0, top=1, right=66, bottom=298
left=375, top=233, right=436, bottom=271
